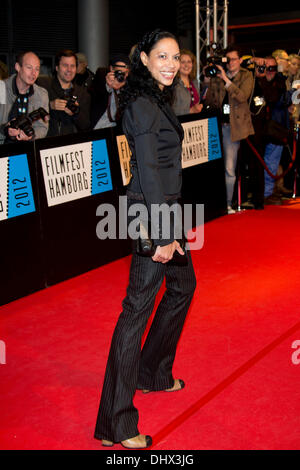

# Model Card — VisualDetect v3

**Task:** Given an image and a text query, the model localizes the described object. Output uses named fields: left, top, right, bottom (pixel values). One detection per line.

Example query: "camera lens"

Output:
left=114, top=70, right=125, bottom=82
left=205, top=65, right=218, bottom=78
left=266, top=66, right=277, bottom=72
left=257, top=65, right=266, bottom=74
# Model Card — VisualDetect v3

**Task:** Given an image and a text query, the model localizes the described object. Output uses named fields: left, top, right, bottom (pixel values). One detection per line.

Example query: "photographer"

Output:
left=90, top=53, right=130, bottom=129
left=259, top=56, right=293, bottom=204
left=239, top=57, right=268, bottom=210
left=0, top=51, right=49, bottom=144
left=202, top=44, right=254, bottom=214
left=38, top=49, right=90, bottom=136
left=74, top=52, right=95, bottom=89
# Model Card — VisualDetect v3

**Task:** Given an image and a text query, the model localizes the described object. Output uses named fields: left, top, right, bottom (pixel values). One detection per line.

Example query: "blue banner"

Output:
left=0, top=154, right=35, bottom=220
left=208, top=117, right=222, bottom=161
left=91, top=139, right=113, bottom=195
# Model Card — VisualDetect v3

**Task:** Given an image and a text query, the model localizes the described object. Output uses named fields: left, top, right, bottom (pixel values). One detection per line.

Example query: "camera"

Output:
left=7, top=107, right=49, bottom=138
left=266, top=65, right=277, bottom=72
left=257, top=65, right=266, bottom=74
left=65, top=95, right=79, bottom=114
left=205, top=44, right=228, bottom=78
left=114, top=70, right=126, bottom=83
left=253, top=96, right=265, bottom=107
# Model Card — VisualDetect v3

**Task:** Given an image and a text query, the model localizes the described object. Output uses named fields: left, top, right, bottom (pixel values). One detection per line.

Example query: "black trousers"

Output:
left=94, top=249, right=196, bottom=443
left=239, top=135, right=265, bottom=206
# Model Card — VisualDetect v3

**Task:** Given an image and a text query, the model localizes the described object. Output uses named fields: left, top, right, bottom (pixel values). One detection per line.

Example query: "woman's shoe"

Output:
left=102, top=439, right=114, bottom=447
left=102, top=434, right=152, bottom=449
left=142, top=379, right=185, bottom=394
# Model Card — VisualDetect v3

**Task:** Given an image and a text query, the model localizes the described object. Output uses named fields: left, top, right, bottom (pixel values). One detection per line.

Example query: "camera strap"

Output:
left=8, top=77, right=33, bottom=121
left=107, top=90, right=118, bottom=122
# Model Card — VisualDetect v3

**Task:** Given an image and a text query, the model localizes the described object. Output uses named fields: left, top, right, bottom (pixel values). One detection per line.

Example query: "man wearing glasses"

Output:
left=203, top=44, right=254, bottom=214
left=272, top=49, right=290, bottom=77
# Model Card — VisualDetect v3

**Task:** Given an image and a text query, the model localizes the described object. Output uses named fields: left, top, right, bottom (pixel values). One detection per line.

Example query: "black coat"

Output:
left=89, top=67, right=110, bottom=128
left=122, top=95, right=184, bottom=246
left=38, top=76, right=91, bottom=136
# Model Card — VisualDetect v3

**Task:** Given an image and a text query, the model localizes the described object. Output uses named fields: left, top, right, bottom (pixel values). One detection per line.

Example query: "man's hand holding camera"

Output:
left=106, top=61, right=129, bottom=91
left=50, top=97, right=79, bottom=116
left=7, top=127, right=33, bottom=141
left=215, top=64, right=231, bottom=85
left=106, top=70, right=127, bottom=91
left=5, top=107, right=49, bottom=142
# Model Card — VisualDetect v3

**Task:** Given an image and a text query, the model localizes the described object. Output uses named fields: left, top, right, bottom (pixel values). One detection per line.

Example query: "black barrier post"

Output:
left=292, top=167, right=298, bottom=199
left=236, top=149, right=243, bottom=213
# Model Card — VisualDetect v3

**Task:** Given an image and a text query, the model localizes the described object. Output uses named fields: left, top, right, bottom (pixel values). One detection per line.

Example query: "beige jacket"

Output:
left=204, top=67, right=255, bottom=142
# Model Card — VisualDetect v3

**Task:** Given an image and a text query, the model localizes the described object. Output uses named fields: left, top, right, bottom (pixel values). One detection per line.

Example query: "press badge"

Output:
left=223, top=104, right=230, bottom=114
left=253, top=96, right=265, bottom=106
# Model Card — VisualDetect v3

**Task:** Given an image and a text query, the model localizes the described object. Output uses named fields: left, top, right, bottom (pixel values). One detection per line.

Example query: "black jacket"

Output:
left=38, top=76, right=91, bottom=136
left=89, top=67, right=111, bottom=128
left=122, top=96, right=184, bottom=246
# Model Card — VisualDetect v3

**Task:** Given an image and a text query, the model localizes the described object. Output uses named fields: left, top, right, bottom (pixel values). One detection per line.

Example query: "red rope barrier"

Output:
left=246, top=133, right=298, bottom=180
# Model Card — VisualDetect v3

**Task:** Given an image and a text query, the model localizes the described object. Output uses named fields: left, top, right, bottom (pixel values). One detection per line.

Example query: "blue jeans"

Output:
left=264, top=143, right=283, bottom=197
left=222, top=124, right=240, bottom=205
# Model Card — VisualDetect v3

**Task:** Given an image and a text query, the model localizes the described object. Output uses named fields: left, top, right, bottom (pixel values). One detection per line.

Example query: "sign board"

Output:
left=39, top=139, right=113, bottom=206
left=0, top=153, right=35, bottom=221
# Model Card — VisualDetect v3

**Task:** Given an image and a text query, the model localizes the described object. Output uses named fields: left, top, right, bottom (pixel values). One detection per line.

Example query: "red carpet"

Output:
left=1, top=199, right=300, bottom=450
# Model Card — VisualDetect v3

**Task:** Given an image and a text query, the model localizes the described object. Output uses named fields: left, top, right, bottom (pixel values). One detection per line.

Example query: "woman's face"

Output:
left=141, top=38, right=180, bottom=90
left=179, top=54, right=193, bottom=77
left=289, top=58, right=300, bottom=76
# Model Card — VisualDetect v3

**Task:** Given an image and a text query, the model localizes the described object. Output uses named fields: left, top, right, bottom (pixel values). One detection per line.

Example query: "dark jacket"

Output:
left=89, top=67, right=111, bottom=128
left=122, top=96, right=184, bottom=246
left=37, top=75, right=91, bottom=136
left=258, top=75, right=291, bottom=129
left=73, top=68, right=94, bottom=89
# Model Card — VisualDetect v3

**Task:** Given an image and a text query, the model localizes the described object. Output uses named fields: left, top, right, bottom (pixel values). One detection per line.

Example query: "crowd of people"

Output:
left=0, top=44, right=299, bottom=212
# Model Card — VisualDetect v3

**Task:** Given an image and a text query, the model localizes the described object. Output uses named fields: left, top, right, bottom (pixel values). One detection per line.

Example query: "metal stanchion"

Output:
left=292, top=121, right=300, bottom=199
left=237, top=173, right=242, bottom=212
left=236, top=152, right=244, bottom=213
left=292, top=167, right=298, bottom=199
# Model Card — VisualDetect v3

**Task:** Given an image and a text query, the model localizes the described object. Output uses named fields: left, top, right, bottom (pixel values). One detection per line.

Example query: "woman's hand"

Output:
left=190, top=103, right=203, bottom=114
left=152, top=240, right=184, bottom=264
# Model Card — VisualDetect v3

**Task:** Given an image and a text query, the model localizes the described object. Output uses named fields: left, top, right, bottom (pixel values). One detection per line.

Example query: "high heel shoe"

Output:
left=142, top=379, right=185, bottom=394
left=102, top=434, right=152, bottom=449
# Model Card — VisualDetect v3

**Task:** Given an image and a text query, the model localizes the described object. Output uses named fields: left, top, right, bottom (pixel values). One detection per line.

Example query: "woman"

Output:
left=94, top=30, right=196, bottom=449
left=172, top=48, right=203, bottom=116
left=287, top=53, right=300, bottom=85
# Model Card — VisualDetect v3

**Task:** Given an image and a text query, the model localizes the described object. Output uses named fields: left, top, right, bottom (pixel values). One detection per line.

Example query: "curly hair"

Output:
left=118, top=29, right=179, bottom=113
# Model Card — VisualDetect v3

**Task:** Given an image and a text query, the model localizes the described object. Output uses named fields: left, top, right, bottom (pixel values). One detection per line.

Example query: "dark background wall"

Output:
left=0, top=0, right=299, bottom=76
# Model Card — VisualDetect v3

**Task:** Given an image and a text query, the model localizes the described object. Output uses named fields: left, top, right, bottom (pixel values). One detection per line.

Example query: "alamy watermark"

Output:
left=96, top=196, right=204, bottom=251
left=0, top=340, right=6, bottom=364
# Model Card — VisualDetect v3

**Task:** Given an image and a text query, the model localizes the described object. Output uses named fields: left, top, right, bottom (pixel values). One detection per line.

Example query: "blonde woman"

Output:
left=172, top=49, right=203, bottom=115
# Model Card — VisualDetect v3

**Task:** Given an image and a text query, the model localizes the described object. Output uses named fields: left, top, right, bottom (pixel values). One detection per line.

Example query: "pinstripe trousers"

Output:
left=94, top=248, right=196, bottom=443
